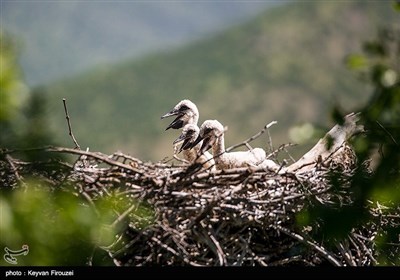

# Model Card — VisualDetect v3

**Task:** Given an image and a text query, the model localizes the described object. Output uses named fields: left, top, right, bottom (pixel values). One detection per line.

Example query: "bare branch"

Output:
left=272, top=224, right=342, bottom=266
left=4, top=154, right=23, bottom=182
left=63, top=98, right=81, bottom=150
left=46, top=146, right=144, bottom=175
left=376, top=120, right=398, bottom=145
left=226, top=121, right=277, bottom=152
left=336, top=240, right=356, bottom=266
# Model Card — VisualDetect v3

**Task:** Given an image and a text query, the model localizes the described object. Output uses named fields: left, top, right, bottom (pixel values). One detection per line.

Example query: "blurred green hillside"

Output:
left=3, top=1, right=275, bottom=85
left=45, top=0, right=398, bottom=162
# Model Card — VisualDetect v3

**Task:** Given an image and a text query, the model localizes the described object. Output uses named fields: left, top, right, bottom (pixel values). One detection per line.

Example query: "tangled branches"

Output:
left=1, top=142, right=398, bottom=266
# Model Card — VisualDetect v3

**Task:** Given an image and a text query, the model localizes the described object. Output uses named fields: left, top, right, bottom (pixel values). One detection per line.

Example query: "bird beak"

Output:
left=190, top=134, right=204, bottom=150
left=180, top=138, right=193, bottom=153
left=161, top=109, right=185, bottom=130
left=165, top=116, right=184, bottom=130
left=199, top=136, right=213, bottom=155
left=161, top=108, right=180, bottom=119
left=173, top=133, right=188, bottom=145
left=173, top=133, right=193, bottom=154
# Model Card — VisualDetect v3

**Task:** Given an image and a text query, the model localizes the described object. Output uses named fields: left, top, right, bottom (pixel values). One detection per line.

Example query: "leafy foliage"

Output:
left=0, top=184, right=116, bottom=265
left=300, top=24, right=400, bottom=265
left=0, top=33, right=137, bottom=266
left=0, top=32, right=28, bottom=146
left=0, top=33, right=57, bottom=155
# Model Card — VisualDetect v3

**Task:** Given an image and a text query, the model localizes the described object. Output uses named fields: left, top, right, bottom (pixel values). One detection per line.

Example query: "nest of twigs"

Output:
left=1, top=144, right=398, bottom=266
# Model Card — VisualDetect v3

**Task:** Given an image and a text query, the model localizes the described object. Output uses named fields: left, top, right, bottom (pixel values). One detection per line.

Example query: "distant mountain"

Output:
left=45, top=0, right=398, bottom=162
left=2, top=1, right=279, bottom=86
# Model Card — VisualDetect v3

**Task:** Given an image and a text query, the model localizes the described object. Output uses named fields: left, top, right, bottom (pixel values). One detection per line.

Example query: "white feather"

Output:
left=176, top=124, right=215, bottom=170
left=198, top=120, right=279, bottom=170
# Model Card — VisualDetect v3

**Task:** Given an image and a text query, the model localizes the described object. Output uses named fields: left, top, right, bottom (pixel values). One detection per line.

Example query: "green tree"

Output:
left=301, top=20, right=400, bottom=265
left=1, top=32, right=58, bottom=150
left=349, top=24, right=400, bottom=265
left=0, top=32, right=121, bottom=266
left=0, top=184, right=117, bottom=265
left=0, top=32, right=28, bottom=147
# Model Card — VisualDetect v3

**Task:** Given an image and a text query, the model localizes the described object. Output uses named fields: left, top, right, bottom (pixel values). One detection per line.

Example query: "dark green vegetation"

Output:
left=44, top=1, right=398, bottom=162
left=0, top=33, right=133, bottom=266
left=1, top=186, right=115, bottom=266
left=298, top=19, right=400, bottom=265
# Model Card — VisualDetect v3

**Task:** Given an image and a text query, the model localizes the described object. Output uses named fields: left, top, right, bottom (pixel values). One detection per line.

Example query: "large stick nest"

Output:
left=1, top=143, right=398, bottom=266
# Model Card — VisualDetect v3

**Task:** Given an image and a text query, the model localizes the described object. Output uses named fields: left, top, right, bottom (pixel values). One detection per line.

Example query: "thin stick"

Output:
left=173, top=154, right=190, bottom=164
left=111, top=203, right=138, bottom=228
left=46, top=146, right=144, bottom=175
left=150, top=236, right=196, bottom=265
left=4, top=154, right=27, bottom=188
left=272, top=224, right=342, bottom=266
left=266, top=121, right=275, bottom=152
left=209, top=233, right=227, bottom=266
left=81, top=191, right=100, bottom=216
left=376, top=120, right=398, bottom=145
left=63, top=98, right=81, bottom=150
left=226, top=121, right=277, bottom=152
left=336, top=241, right=356, bottom=266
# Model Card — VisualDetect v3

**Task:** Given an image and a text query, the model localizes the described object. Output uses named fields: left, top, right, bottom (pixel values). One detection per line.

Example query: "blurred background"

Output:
left=1, top=0, right=397, bottom=162
left=1, top=0, right=399, bottom=266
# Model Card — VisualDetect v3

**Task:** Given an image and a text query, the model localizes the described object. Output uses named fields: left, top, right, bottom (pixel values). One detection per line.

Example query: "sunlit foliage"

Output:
left=298, top=23, right=400, bottom=265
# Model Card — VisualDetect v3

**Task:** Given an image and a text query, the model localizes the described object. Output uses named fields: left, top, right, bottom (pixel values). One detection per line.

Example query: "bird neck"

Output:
left=192, top=114, right=199, bottom=126
left=213, top=133, right=225, bottom=157
left=182, top=147, right=197, bottom=162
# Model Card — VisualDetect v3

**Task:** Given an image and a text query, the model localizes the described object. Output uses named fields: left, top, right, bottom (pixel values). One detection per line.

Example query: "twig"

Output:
left=63, top=98, right=81, bottom=150
left=80, top=191, right=100, bottom=216
left=150, top=236, right=197, bottom=266
left=209, top=233, right=227, bottom=266
left=350, top=232, right=378, bottom=265
left=336, top=241, right=356, bottom=266
left=266, top=121, right=276, bottom=153
left=272, top=224, right=342, bottom=266
left=265, top=143, right=295, bottom=161
left=4, top=154, right=24, bottom=183
left=226, top=121, right=277, bottom=152
left=45, top=146, right=144, bottom=175
left=376, top=120, right=398, bottom=145
left=268, top=255, right=312, bottom=266
left=173, top=154, right=190, bottom=164
left=111, top=203, right=138, bottom=228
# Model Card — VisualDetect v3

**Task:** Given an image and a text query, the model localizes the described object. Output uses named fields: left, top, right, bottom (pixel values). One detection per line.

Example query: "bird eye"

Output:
left=179, top=105, right=189, bottom=111
left=204, top=128, right=212, bottom=134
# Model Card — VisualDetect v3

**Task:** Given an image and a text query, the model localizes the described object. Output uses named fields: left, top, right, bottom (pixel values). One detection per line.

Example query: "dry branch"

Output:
left=62, top=98, right=81, bottom=150
left=226, top=121, right=277, bottom=152
left=285, top=112, right=363, bottom=173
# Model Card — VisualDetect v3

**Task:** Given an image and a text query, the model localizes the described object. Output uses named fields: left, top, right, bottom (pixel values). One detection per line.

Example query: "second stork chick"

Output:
left=193, top=120, right=279, bottom=170
left=173, top=123, right=215, bottom=170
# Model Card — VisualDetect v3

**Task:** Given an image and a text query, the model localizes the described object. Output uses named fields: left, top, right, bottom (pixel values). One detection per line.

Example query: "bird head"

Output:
left=161, top=99, right=199, bottom=130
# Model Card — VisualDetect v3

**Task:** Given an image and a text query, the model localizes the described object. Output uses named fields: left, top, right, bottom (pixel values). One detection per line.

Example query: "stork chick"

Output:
left=173, top=124, right=215, bottom=170
left=193, top=120, right=279, bottom=170
left=161, top=99, right=199, bottom=130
